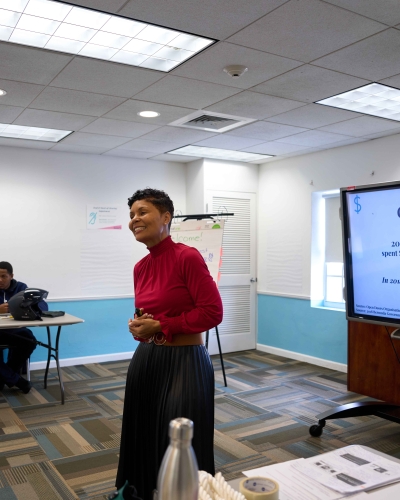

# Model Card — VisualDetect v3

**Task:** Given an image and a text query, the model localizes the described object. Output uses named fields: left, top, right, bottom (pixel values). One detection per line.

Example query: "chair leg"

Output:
left=26, top=358, right=30, bottom=381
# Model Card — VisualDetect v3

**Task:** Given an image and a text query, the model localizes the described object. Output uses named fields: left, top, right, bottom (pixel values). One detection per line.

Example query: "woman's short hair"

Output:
left=128, top=188, right=174, bottom=228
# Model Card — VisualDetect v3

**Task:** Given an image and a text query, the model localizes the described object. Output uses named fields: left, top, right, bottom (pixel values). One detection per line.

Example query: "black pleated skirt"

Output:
left=116, top=343, right=215, bottom=500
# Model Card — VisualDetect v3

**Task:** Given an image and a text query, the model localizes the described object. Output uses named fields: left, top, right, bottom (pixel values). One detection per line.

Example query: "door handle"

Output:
left=250, top=278, right=257, bottom=283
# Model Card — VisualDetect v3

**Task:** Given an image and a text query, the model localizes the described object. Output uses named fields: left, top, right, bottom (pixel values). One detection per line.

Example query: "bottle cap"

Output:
left=169, top=418, right=194, bottom=440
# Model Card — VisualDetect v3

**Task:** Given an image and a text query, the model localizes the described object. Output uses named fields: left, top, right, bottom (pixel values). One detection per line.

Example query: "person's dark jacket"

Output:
left=0, top=279, right=48, bottom=311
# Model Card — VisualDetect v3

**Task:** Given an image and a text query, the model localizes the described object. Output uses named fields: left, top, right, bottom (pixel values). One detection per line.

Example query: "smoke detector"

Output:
left=223, top=65, right=248, bottom=78
left=169, top=110, right=255, bottom=133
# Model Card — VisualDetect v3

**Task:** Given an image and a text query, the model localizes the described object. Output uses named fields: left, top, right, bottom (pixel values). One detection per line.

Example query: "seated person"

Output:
left=0, top=261, right=48, bottom=394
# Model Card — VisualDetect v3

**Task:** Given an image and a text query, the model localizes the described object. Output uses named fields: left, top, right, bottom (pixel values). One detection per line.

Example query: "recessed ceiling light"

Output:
left=0, top=123, right=72, bottom=142
left=0, top=89, right=6, bottom=96
left=138, top=111, right=160, bottom=118
left=168, top=145, right=273, bottom=163
left=0, top=0, right=215, bottom=72
left=317, top=83, right=400, bottom=121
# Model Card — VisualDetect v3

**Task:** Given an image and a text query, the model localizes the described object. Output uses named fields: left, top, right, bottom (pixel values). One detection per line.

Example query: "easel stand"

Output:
left=205, top=326, right=227, bottom=387
left=175, top=212, right=234, bottom=389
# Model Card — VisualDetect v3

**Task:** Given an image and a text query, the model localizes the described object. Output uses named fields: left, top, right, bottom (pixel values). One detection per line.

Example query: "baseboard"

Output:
left=256, top=343, right=347, bottom=373
left=30, top=351, right=134, bottom=371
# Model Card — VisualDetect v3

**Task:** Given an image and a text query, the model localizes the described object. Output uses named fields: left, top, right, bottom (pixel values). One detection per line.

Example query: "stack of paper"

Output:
left=242, top=445, right=400, bottom=500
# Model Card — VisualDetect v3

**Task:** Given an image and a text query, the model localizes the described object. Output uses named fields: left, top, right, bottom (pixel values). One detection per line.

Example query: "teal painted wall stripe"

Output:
left=28, top=295, right=346, bottom=365
left=30, top=298, right=136, bottom=363
left=257, top=294, right=347, bottom=364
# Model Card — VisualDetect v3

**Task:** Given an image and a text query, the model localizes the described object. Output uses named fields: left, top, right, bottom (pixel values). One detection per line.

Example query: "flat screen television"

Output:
left=341, top=180, right=400, bottom=327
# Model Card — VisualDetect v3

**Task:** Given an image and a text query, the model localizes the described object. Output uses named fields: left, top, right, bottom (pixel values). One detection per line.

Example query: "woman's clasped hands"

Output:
left=128, top=309, right=162, bottom=341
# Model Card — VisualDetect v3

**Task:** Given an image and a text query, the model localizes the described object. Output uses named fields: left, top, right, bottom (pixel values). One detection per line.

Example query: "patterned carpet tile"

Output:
left=0, top=461, right=77, bottom=499
left=14, top=399, right=103, bottom=429
left=81, top=391, right=125, bottom=418
left=0, top=408, right=27, bottom=436
left=53, top=450, right=119, bottom=499
left=216, top=413, right=296, bottom=439
left=0, top=432, right=48, bottom=468
left=214, top=395, right=267, bottom=424
left=238, top=420, right=311, bottom=452
left=1, top=350, right=400, bottom=497
left=234, top=384, right=320, bottom=411
left=214, top=429, right=258, bottom=466
left=3, top=383, right=77, bottom=408
left=31, top=365, right=119, bottom=384
left=30, top=418, right=120, bottom=460
left=65, top=377, right=127, bottom=398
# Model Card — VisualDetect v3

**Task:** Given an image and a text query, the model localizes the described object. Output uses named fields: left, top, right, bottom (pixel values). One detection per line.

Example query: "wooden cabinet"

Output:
left=348, top=321, right=400, bottom=405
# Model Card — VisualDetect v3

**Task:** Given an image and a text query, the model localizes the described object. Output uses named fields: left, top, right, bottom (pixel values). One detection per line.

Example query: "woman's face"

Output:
left=129, top=199, right=171, bottom=247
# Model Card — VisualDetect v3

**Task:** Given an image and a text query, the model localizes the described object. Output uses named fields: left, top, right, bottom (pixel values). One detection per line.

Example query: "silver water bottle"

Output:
left=156, top=418, right=199, bottom=500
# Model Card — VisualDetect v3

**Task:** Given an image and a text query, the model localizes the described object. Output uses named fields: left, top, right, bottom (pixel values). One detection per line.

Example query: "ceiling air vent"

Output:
left=169, top=110, right=255, bottom=133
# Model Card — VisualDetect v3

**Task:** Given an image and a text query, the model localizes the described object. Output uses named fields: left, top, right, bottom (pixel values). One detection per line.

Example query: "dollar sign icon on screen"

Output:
left=354, top=195, right=361, bottom=213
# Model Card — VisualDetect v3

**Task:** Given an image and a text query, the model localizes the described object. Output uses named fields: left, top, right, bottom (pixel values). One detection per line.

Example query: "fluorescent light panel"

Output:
left=317, top=83, right=400, bottom=121
left=168, top=146, right=273, bottom=163
left=0, top=0, right=214, bottom=71
left=0, top=123, right=71, bottom=141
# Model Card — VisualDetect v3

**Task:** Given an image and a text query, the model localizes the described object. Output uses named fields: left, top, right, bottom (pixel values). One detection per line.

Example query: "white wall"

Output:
left=0, top=146, right=186, bottom=300
left=186, top=159, right=205, bottom=214
left=258, top=133, right=400, bottom=298
left=203, top=159, right=259, bottom=194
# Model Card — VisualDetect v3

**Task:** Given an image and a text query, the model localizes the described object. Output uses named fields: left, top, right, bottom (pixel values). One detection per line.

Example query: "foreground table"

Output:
left=228, top=445, right=400, bottom=499
left=0, top=313, right=84, bottom=404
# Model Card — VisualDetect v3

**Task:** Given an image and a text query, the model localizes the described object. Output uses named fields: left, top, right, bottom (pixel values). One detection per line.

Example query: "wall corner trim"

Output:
left=256, top=343, right=347, bottom=373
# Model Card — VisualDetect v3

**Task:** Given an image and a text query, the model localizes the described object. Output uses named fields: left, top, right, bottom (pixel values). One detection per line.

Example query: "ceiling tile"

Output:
left=379, top=73, right=400, bottom=88
left=69, top=1, right=128, bottom=12
left=0, top=138, right=53, bottom=149
left=357, top=129, right=400, bottom=141
left=227, top=0, right=385, bottom=62
left=0, top=104, right=24, bottom=123
left=13, top=109, right=97, bottom=130
left=79, top=118, right=160, bottom=137
left=323, top=0, right=400, bottom=26
left=276, top=129, right=352, bottom=146
left=119, top=0, right=287, bottom=39
left=118, top=138, right=181, bottom=153
left=313, top=29, right=400, bottom=80
left=132, top=76, right=241, bottom=108
left=205, top=91, right=305, bottom=120
left=61, top=132, right=131, bottom=148
left=241, top=141, right=314, bottom=155
left=193, top=134, right=265, bottom=150
left=140, top=126, right=216, bottom=144
left=226, top=120, right=308, bottom=141
left=0, top=80, right=45, bottom=107
left=172, top=42, right=302, bottom=89
left=51, top=144, right=112, bottom=154
left=150, top=153, right=199, bottom=162
left=251, top=65, right=369, bottom=103
left=49, top=58, right=164, bottom=98
left=104, top=100, right=196, bottom=125
left=102, top=149, right=153, bottom=159
left=318, top=116, right=400, bottom=137
left=267, top=103, right=356, bottom=128
left=0, top=42, right=72, bottom=85
left=28, top=87, right=125, bottom=116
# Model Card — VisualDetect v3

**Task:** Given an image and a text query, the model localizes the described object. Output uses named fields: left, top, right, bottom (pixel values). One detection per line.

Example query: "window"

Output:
left=311, top=190, right=345, bottom=311
left=325, top=262, right=345, bottom=308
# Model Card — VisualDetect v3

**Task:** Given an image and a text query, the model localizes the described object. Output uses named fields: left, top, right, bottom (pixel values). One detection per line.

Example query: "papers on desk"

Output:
left=243, top=445, right=400, bottom=499
left=292, top=446, right=400, bottom=494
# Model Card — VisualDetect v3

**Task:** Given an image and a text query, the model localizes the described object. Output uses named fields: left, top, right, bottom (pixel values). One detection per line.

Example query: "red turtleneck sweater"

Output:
left=134, top=236, right=223, bottom=342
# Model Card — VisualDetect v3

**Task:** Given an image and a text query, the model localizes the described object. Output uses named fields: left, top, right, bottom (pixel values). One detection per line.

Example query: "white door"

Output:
left=205, top=191, right=257, bottom=354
